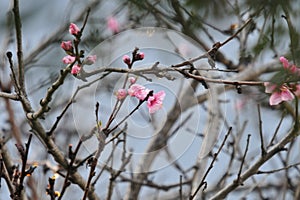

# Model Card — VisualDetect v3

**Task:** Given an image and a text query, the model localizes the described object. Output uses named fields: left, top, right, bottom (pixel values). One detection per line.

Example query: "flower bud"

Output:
left=135, top=52, right=144, bottom=60
left=61, top=41, right=73, bottom=51
left=62, top=55, right=76, bottom=64
left=115, top=89, right=127, bottom=100
left=128, top=77, right=136, bottom=84
left=84, top=55, right=97, bottom=65
left=71, top=64, right=81, bottom=75
left=122, top=55, right=131, bottom=65
left=69, top=23, right=80, bottom=35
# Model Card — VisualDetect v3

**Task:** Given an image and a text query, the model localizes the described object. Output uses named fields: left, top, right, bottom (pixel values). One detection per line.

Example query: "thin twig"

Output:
left=267, top=111, right=285, bottom=148
left=105, top=91, right=153, bottom=136
left=179, top=175, right=183, bottom=200
left=15, top=134, right=33, bottom=198
left=257, top=162, right=300, bottom=174
left=257, top=104, right=266, bottom=156
left=190, top=127, right=233, bottom=200
left=182, top=71, right=264, bottom=86
left=6, top=51, right=21, bottom=95
left=235, top=134, right=251, bottom=185
left=26, top=63, right=74, bottom=120
left=58, top=140, right=82, bottom=200
left=210, top=127, right=298, bottom=200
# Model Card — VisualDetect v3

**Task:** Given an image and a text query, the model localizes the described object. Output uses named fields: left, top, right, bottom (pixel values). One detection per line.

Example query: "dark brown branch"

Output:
left=257, top=105, right=266, bottom=156
left=179, top=175, right=183, bottom=200
left=190, top=127, right=233, bottom=199
left=235, top=134, right=251, bottom=186
left=58, top=140, right=82, bottom=200
left=257, top=162, right=300, bottom=174
left=26, top=63, right=74, bottom=120
left=210, top=127, right=298, bottom=200
left=15, top=134, right=33, bottom=198
left=267, top=111, right=285, bottom=148
left=82, top=158, right=98, bottom=200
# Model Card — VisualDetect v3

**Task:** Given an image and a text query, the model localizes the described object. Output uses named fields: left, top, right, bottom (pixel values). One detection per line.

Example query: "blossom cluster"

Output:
left=265, top=57, right=300, bottom=105
left=115, top=52, right=165, bottom=113
left=115, top=76, right=165, bottom=114
left=60, top=23, right=97, bottom=75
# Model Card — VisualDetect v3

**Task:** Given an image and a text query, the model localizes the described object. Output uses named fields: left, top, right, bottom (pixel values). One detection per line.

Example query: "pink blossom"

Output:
left=279, top=56, right=289, bottom=69
left=265, top=82, right=295, bottom=105
left=115, top=89, right=127, bottom=100
left=122, top=55, right=131, bottom=65
left=128, top=84, right=150, bottom=100
left=107, top=16, right=119, bottom=33
left=61, top=41, right=73, bottom=51
left=269, top=89, right=294, bottom=106
left=62, top=55, right=76, bottom=64
left=265, top=84, right=294, bottom=106
left=69, top=23, right=80, bottom=35
left=128, top=77, right=136, bottom=84
left=71, top=64, right=81, bottom=75
left=84, top=55, right=97, bottom=65
left=147, top=91, right=165, bottom=113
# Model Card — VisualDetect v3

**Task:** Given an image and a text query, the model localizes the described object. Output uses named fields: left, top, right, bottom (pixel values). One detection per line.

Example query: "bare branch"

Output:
left=257, top=104, right=266, bottom=156
left=190, top=127, right=233, bottom=200
left=12, top=0, right=25, bottom=92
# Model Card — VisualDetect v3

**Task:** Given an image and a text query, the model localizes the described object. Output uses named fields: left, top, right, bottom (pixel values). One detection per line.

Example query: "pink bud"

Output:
left=84, top=55, right=97, bottom=65
left=69, top=23, right=80, bottom=35
left=115, top=89, right=127, bottom=100
left=135, top=52, right=144, bottom=60
left=138, top=52, right=144, bottom=59
left=71, top=64, right=81, bottom=75
left=128, top=77, right=136, bottom=84
left=61, top=41, right=73, bottom=51
left=62, top=55, right=76, bottom=64
left=107, top=16, right=119, bottom=33
left=122, top=55, right=131, bottom=65
left=279, top=56, right=289, bottom=69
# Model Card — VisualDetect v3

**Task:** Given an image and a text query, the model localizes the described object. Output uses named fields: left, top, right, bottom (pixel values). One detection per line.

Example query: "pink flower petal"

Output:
left=280, top=89, right=294, bottom=101
left=128, top=84, right=149, bottom=100
left=269, top=92, right=283, bottom=105
left=147, top=91, right=165, bottom=113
